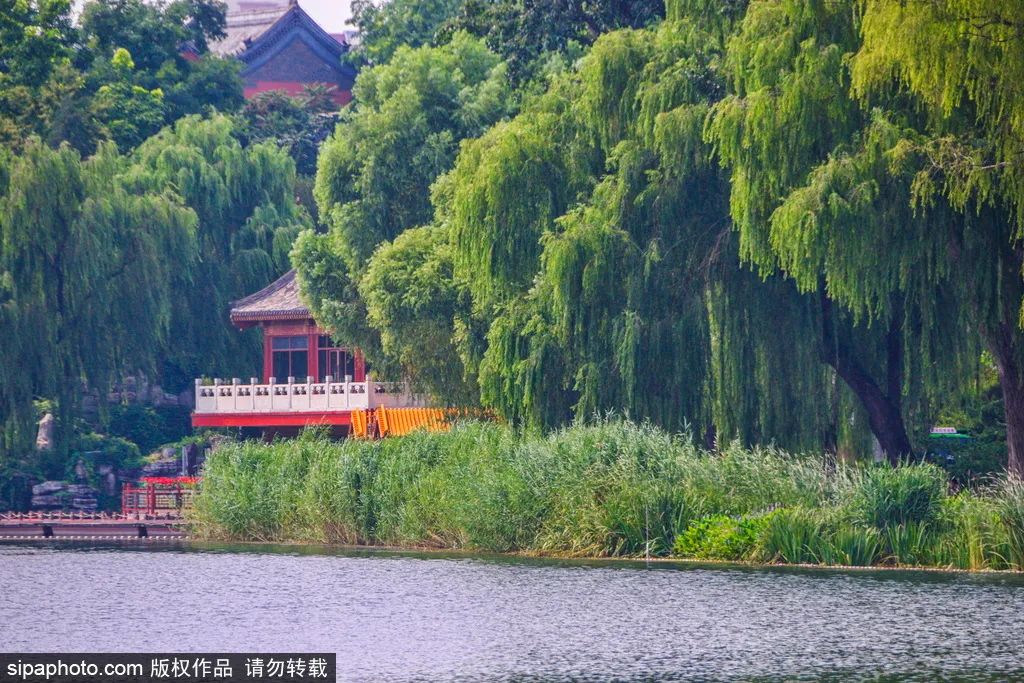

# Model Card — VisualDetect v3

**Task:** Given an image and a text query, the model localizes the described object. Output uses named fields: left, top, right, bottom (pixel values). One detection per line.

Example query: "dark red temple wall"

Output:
left=243, top=38, right=353, bottom=104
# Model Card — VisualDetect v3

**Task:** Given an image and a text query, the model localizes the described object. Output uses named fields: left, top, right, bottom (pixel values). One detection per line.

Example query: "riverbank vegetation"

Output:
left=4, top=0, right=1024, bottom=509
left=193, top=421, right=1024, bottom=571
left=299, top=0, right=1024, bottom=480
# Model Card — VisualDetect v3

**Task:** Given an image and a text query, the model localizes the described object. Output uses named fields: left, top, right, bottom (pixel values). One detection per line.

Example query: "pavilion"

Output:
left=191, top=270, right=442, bottom=437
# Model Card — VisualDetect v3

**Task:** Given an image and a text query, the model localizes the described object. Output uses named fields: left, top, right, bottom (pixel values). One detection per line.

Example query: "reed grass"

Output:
left=192, top=419, right=1024, bottom=569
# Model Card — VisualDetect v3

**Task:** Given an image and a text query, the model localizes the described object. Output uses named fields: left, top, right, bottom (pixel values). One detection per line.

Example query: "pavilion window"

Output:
left=271, top=335, right=308, bottom=382
left=317, top=335, right=355, bottom=382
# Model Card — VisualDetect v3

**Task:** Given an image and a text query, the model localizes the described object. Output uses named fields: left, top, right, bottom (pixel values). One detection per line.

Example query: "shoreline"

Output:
left=7, top=532, right=1022, bottom=576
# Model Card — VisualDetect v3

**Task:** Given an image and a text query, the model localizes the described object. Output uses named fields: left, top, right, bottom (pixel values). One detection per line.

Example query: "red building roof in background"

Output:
left=207, top=1, right=356, bottom=104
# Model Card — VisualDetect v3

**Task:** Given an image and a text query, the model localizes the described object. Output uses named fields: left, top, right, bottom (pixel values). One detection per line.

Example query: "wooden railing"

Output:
left=121, top=485, right=194, bottom=517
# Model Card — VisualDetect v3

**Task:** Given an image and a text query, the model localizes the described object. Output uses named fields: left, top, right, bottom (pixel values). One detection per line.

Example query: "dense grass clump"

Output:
left=193, top=420, right=828, bottom=556
left=192, top=419, right=1024, bottom=569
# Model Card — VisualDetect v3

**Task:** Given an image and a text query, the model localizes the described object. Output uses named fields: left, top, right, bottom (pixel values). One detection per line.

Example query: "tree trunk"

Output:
left=820, top=292, right=913, bottom=464
left=987, top=320, right=1024, bottom=478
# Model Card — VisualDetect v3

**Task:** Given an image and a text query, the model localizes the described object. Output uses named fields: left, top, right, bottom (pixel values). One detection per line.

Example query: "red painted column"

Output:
left=355, top=350, right=366, bottom=382
left=308, top=330, right=319, bottom=381
left=262, top=326, right=273, bottom=383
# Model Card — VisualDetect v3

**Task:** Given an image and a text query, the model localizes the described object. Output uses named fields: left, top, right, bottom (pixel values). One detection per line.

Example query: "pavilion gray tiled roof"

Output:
left=210, top=1, right=350, bottom=59
left=230, top=269, right=311, bottom=323
left=209, top=5, right=290, bottom=58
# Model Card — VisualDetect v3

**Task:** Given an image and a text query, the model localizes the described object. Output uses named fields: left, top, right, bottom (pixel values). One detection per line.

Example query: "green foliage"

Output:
left=193, top=419, right=831, bottom=554
left=79, top=0, right=226, bottom=73
left=446, top=14, right=840, bottom=449
left=844, top=464, right=948, bottom=529
left=849, top=0, right=1024, bottom=475
left=193, top=419, right=1024, bottom=569
left=90, top=54, right=167, bottom=150
left=0, top=0, right=76, bottom=148
left=0, top=139, right=196, bottom=473
left=126, top=114, right=310, bottom=383
left=106, top=404, right=191, bottom=455
left=448, top=106, right=573, bottom=307
left=853, top=1, right=1024, bottom=231
left=756, top=507, right=825, bottom=564
left=313, top=31, right=511, bottom=273
left=301, top=33, right=512, bottom=394
left=0, top=112, right=307, bottom=478
left=0, top=0, right=241, bottom=154
left=359, top=226, right=476, bottom=402
left=0, top=0, right=74, bottom=88
left=449, top=0, right=664, bottom=85
left=673, top=512, right=772, bottom=561
left=72, top=431, right=143, bottom=474
left=350, top=0, right=463, bottom=65
left=997, top=477, right=1024, bottom=569
left=236, top=87, right=339, bottom=177
left=823, top=525, right=882, bottom=567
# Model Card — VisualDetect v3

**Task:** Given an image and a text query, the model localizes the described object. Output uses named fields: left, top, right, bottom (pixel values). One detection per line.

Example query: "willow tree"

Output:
left=299, top=32, right=512, bottom=384
left=443, top=3, right=841, bottom=448
left=358, top=225, right=477, bottom=403
left=442, top=76, right=595, bottom=425
left=123, top=114, right=309, bottom=386
left=705, top=0, right=977, bottom=461
left=0, top=140, right=195, bottom=477
left=312, top=31, right=512, bottom=273
left=849, top=0, right=1024, bottom=474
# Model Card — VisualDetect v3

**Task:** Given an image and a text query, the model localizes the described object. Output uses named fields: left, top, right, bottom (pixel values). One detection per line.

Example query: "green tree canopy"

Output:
left=349, top=0, right=463, bottom=65
left=845, top=0, right=1024, bottom=474
left=0, top=139, right=195, bottom=475
left=0, top=0, right=242, bottom=154
left=125, top=114, right=310, bottom=386
left=297, top=32, right=513, bottom=392
left=702, top=0, right=983, bottom=461
left=440, top=3, right=841, bottom=449
left=450, top=0, right=665, bottom=85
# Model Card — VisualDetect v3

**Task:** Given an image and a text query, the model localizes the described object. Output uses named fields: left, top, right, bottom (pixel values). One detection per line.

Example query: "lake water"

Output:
left=2, top=542, right=1023, bottom=682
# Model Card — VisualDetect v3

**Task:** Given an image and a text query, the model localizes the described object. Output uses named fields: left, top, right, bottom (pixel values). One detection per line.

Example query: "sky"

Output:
left=72, top=0, right=358, bottom=32
left=297, top=0, right=355, bottom=32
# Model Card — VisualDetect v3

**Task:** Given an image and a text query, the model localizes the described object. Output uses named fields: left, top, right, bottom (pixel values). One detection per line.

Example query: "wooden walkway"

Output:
left=0, top=511, right=188, bottom=539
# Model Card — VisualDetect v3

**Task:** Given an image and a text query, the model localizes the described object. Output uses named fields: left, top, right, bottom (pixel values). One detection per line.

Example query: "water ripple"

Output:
left=2, top=543, right=1023, bottom=682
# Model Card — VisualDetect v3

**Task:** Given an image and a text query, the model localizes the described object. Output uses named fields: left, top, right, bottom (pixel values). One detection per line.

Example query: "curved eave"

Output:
left=229, top=309, right=312, bottom=329
left=238, top=6, right=357, bottom=82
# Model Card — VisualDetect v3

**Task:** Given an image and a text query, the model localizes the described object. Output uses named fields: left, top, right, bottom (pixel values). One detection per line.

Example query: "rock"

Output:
left=177, top=389, right=195, bottom=410
left=103, top=470, right=117, bottom=496
left=31, top=494, right=66, bottom=509
left=74, top=458, right=89, bottom=482
left=32, top=481, right=65, bottom=496
left=30, top=481, right=100, bottom=511
left=35, top=413, right=55, bottom=452
left=142, top=450, right=180, bottom=477
left=96, top=465, right=117, bottom=496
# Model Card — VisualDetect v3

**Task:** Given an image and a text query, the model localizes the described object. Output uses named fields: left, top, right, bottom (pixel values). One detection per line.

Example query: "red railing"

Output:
left=121, top=481, right=196, bottom=517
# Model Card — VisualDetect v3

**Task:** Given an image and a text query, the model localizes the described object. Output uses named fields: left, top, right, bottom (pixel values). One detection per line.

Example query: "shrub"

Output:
left=673, top=513, right=773, bottom=561
left=72, top=432, right=143, bottom=473
left=881, top=522, right=940, bottom=566
left=193, top=419, right=831, bottom=555
left=107, top=404, right=191, bottom=454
